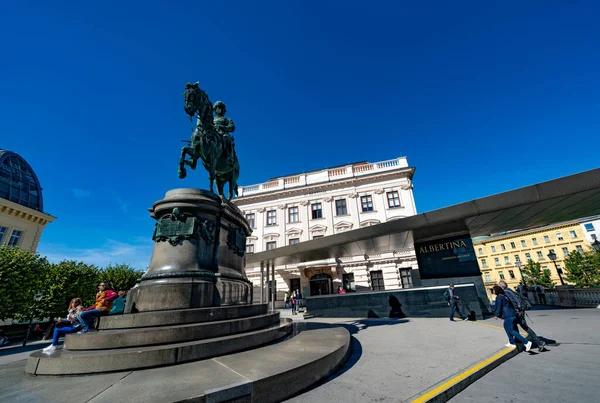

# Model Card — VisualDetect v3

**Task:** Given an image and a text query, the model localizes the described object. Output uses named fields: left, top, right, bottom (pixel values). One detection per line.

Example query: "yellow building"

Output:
left=473, top=220, right=591, bottom=297
left=0, top=148, right=55, bottom=252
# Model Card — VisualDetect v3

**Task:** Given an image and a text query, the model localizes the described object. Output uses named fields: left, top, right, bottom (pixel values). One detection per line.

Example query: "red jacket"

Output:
left=86, top=289, right=118, bottom=312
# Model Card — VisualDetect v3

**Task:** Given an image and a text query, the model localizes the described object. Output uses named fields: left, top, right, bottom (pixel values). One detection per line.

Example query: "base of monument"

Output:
left=26, top=304, right=291, bottom=375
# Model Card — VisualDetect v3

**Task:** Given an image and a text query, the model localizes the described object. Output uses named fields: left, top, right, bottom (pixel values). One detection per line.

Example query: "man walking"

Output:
left=499, top=280, right=545, bottom=352
left=444, top=284, right=468, bottom=322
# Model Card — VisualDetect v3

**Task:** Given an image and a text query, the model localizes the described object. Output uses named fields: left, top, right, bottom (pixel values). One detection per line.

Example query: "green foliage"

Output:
left=39, top=260, right=100, bottom=320
left=0, top=247, right=49, bottom=321
left=521, top=259, right=556, bottom=289
left=99, top=263, right=143, bottom=292
left=564, top=250, right=600, bottom=287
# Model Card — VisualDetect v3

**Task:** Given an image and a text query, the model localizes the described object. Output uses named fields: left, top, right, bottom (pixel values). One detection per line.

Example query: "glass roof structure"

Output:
left=0, top=148, right=44, bottom=212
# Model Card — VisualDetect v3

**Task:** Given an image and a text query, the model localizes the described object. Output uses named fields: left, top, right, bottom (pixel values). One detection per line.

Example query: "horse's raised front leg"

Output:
left=178, top=146, right=193, bottom=179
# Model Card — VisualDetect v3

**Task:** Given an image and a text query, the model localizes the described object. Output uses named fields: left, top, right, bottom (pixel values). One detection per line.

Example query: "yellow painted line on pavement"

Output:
left=410, top=348, right=515, bottom=403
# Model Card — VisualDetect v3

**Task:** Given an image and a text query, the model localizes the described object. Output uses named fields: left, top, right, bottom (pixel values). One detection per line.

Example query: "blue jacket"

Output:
left=494, top=294, right=517, bottom=319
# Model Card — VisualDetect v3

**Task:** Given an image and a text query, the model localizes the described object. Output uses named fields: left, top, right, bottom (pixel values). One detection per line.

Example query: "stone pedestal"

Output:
left=126, top=188, right=252, bottom=313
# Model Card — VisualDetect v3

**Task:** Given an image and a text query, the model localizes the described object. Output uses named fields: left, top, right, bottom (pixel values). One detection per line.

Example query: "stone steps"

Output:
left=98, top=303, right=268, bottom=330
left=66, top=312, right=280, bottom=350
left=26, top=319, right=293, bottom=375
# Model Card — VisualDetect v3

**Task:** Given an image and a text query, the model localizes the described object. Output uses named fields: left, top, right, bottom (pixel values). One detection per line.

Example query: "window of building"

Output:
left=399, top=269, right=412, bottom=288
left=557, top=232, right=563, bottom=240
left=246, top=213, right=255, bottom=229
left=247, top=244, right=254, bottom=254
left=311, top=203, right=322, bottom=219
left=570, top=230, right=577, bottom=239
left=266, top=241, right=276, bottom=250
left=521, top=240, right=527, bottom=247
left=592, top=234, right=598, bottom=241
left=361, top=195, right=373, bottom=212
left=576, top=245, right=584, bottom=254
left=509, top=270, right=515, bottom=279
left=335, top=199, right=347, bottom=216
left=500, top=244, right=506, bottom=251
left=504, top=256, right=510, bottom=264
left=532, top=237, right=538, bottom=245
left=0, top=154, right=43, bottom=211
left=510, top=242, right=516, bottom=249
left=544, top=235, right=551, bottom=243
left=584, top=223, right=595, bottom=232
left=0, top=226, right=7, bottom=244
left=491, top=245, right=496, bottom=252
left=370, top=270, right=385, bottom=291
left=537, top=251, right=544, bottom=259
left=484, top=273, right=492, bottom=282
left=289, top=238, right=299, bottom=245
left=548, top=248, right=555, bottom=254
left=342, top=273, right=356, bottom=291
left=288, top=207, right=299, bottom=223
left=478, top=248, right=483, bottom=255
left=525, top=253, right=532, bottom=261
left=514, top=255, right=521, bottom=262
left=7, top=230, right=22, bottom=247
left=494, top=258, right=500, bottom=266
left=387, top=191, right=401, bottom=208
left=481, top=259, right=487, bottom=268
left=562, top=247, right=569, bottom=256
left=499, top=271, right=505, bottom=280
left=266, top=210, right=277, bottom=226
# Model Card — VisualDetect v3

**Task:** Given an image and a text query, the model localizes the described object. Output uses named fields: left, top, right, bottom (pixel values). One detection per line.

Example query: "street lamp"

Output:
left=592, top=239, right=600, bottom=253
left=547, top=250, right=565, bottom=286
left=515, top=260, right=524, bottom=281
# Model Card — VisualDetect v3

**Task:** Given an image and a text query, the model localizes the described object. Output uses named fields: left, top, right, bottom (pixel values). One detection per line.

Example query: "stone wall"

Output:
left=304, top=283, right=484, bottom=319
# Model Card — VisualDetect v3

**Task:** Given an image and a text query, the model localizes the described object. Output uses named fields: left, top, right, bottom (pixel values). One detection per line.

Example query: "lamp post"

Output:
left=515, top=260, right=524, bottom=283
left=592, top=239, right=600, bottom=253
left=547, top=250, right=565, bottom=286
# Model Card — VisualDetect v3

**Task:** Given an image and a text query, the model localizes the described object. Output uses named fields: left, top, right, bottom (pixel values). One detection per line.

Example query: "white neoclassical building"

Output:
left=233, top=157, right=419, bottom=306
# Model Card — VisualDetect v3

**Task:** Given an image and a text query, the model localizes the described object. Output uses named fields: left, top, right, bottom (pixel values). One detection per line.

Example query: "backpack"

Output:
left=505, top=289, right=531, bottom=312
left=443, top=289, right=449, bottom=301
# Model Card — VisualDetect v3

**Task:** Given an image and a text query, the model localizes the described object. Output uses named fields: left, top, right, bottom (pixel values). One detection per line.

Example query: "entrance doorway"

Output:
left=289, top=278, right=301, bottom=293
left=310, top=273, right=332, bottom=296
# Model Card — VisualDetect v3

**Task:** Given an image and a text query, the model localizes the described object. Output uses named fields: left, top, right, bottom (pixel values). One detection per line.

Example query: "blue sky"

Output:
left=2, top=1, right=599, bottom=269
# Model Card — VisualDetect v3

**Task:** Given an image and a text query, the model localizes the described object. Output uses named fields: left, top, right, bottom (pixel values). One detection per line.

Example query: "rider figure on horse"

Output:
left=213, top=101, right=236, bottom=165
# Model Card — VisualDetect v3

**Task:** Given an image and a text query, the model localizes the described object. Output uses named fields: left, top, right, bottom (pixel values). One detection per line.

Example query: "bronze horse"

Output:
left=179, top=83, right=240, bottom=199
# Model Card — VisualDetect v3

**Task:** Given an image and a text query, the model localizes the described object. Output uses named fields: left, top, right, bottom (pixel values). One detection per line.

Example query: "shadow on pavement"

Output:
left=0, top=342, right=49, bottom=357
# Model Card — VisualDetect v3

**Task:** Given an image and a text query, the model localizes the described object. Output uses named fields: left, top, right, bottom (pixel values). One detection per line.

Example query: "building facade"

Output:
left=0, top=148, right=55, bottom=252
left=473, top=219, right=594, bottom=296
left=579, top=216, right=600, bottom=246
left=233, top=157, right=418, bottom=306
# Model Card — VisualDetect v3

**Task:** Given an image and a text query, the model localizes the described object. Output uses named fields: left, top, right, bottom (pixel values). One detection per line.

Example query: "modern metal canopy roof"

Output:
left=245, top=168, right=600, bottom=267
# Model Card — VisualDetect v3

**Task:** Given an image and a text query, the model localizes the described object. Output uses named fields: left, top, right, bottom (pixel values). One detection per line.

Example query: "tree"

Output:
left=564, top=250, right=600, bottom=287
left=38, top=260, right=100, bottom=320
left=100, top=263, right=143, bottom=292
left=0, top=246, right=49, bottom=321
left=521, top=259, right=556, bottom=289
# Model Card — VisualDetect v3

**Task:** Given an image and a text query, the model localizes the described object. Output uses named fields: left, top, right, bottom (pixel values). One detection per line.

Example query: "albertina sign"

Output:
left=415, top=235, right=480, bottom=279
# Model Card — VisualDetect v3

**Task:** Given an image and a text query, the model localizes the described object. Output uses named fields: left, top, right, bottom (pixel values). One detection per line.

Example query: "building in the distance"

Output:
left=472, top=218, right=598, bottom=297
left=0, top=148, right=55, bottom=252
left=233, top=157, right=418, bottom=306
left=579, top=216, right=600, bottom=247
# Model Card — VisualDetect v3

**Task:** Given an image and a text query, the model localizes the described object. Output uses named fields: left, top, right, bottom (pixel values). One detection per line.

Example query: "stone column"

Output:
left=126, top=188, right=252, bottom=313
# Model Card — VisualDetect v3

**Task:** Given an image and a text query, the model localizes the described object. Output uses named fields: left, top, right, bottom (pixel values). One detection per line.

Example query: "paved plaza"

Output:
left=1, top=307, right=598, bottom=403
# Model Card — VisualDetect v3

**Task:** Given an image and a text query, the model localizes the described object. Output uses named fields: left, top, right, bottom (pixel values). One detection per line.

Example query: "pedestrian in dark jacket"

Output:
left=493, top=285, right=532, bottom=351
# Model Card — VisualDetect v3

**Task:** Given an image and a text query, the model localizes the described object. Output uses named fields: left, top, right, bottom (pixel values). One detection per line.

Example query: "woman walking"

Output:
left=493, top=285, right=532, bottom=351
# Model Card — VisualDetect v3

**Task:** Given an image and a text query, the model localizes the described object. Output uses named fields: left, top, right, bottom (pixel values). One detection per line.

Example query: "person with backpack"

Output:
left=499, top=280, right=545, bottom=352
left=493, top=285, right=532, bottom=351
left=444, top=284, right=468, bottom=322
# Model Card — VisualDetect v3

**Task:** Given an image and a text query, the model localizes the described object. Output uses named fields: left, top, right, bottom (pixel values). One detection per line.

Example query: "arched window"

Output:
left=0, top=150, right=44, bottom=211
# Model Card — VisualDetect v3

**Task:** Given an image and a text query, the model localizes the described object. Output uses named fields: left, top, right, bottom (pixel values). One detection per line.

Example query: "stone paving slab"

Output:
left=285, top=317, right=514, bottom=403
left=449, top=309, right=600, bottom=403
